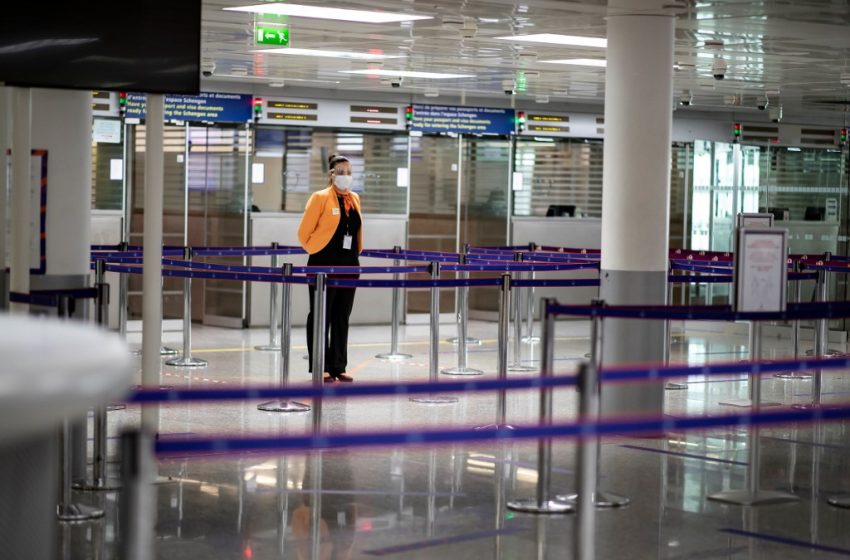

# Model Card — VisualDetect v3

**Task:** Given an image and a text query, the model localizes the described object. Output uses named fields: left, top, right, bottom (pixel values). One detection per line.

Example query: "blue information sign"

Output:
left=411, top=104, right=515, bottom=135
left=125, top=92, right=253, bottom=123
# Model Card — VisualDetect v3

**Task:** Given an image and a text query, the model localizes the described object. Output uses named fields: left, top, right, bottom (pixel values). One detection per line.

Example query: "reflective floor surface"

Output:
left=60, top=319, right=850, bottom=559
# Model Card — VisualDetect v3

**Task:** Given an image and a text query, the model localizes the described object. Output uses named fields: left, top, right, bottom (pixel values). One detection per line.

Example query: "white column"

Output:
left=600, top=1, right=675, bottom=417
left=0, top=87, right=10, bottom=304
left=142, top=95, right=165, bottom=434
left=10, top=88, right=32, bottom=314
left=31, top=89, right=92, bottom=277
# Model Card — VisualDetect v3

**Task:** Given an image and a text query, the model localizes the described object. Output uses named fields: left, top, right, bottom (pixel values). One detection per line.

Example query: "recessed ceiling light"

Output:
left=541, top=58, right=606, bottom=67
left=341, top=69, right=474, bottom=79
left=224, top=3, right=432, bottom=23
left=252, top=48, right=400, bottom=60
left=495, top=33, right=607, bottom=48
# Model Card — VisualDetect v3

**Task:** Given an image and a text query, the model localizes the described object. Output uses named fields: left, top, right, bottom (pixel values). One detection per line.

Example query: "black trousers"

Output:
left=306, top=283, right=357, bottom=376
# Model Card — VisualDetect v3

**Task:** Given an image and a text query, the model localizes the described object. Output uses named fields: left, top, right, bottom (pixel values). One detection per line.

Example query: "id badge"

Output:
left=332, top=207, right=340, bottom=216
left=342, top=235, right=353, bottom=250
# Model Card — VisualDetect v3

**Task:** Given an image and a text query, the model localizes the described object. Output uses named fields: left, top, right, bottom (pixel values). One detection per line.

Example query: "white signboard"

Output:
left=736, top=212, right=773, bottom=229
left=92, top=118, right=122, bottom=144
left=734, top=227, right=788, bottom=312
left=109, top=159, right=123, bottom=181
left=251, top=163, right=265, bottom=184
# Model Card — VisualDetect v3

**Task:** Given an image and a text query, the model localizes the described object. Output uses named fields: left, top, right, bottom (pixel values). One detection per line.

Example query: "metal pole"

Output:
left=118, top=430, right=155, bottom=560
left=311, top=273, right=327, bottom=434
left=118, top=241, right=129, bottom=339
left=806, top=252, right=838, bottom=356
left=448, top=245, right=481, bottom=346
left=259, top=263, right=310, bottom=413
left=376, top=246, right=413, bottom=360
left=813, top=269, right=829, bottom=404
left=166, top=247, right=207, bottom=368
left=709, top=320, right=799, bottom=505
left=442, top=253, right=483, bottom=376
left=411, top=262, right=457, bottom=404
left=719, top=319, right=779, bottom=408
left=256, top=242, right=282, bottom=351
left=777, top=261, right=811, bottom=379
left=574, top=361, right=598, bottom=560
left=522, top=243, right=540, bottom=344
left=507, top=298, right=572, bottom=514
left=509, top=252, right=534, bottom=372
left=665, top=274, right=687, bottom=390
left=10, top=87, right=31, bottom=315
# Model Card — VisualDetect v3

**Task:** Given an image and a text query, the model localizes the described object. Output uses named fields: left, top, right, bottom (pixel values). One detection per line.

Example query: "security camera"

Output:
left=712, top=57, right=727, bottom=80
left=679, top=91, right=693, bottom=106
left=390, top=77, right=404, bottom=88
left=201, top=60, right=216, bottom=77
left=769, top=104, right=783, bottom=123
left=757, top=95, right=769, bottom=111
left=502, top=79, right=516, bottom=96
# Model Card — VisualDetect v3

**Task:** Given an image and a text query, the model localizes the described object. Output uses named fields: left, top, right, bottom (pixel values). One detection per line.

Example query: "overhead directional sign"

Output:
left=256, top=27, right=289, bottom=46
left=411, top=104, right=515, bottom=135
left=125, top=92, right=253, bottom=123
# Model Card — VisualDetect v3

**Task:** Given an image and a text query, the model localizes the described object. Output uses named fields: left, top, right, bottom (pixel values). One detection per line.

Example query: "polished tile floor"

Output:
left=61, top=318, right=850, bottom=559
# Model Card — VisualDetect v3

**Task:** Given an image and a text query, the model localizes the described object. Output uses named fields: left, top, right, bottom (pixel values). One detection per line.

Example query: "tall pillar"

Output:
left=0, top=88, right=10, bottom=308
left=141, top=95, right=165, bottom=434
left=10, top=88, right=32, bottom=314
left=600, top=1, right=675, bottom=417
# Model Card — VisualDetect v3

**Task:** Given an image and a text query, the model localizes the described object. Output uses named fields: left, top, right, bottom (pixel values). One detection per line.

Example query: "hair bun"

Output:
left=328, top=153, right=349, bottom=170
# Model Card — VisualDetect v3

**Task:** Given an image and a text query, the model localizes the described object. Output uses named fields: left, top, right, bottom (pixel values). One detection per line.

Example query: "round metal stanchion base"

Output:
left=473, top=423, right=515, bottom=431
left=255, top=344, right=282, bottom=352
left=665, top=382, right=688, bottom=390
left=506, top=498, right=574, bottom=514
left=827, top=495, right=850, bottom=508
left=707, top=489, right=799, bottom=506
left=409, top=395, right=458, bottom=405
left=441, top=366, right=484, bottom=376
left=57, top=503, right=105, bottom=522
left=107, top=403, right=126, bottom=412
left=792, top=402, right=834, bottom=411
left=521, top=336, right=541, bottom=344
left=507, top=363, right=537, bottom=373
left=375, top=352, right=414, bottom=361
left=557, top=491, right=630, bottom=508
left=805, top=348, right=843, bottom=357
left=719, top=398, right=782, bottom=408
left=257, top=400, right=311, bottom=413
left=165, top=356, right=209, bottom=368
left=775, top=371, right=814, bottom=380
left=447, top=337, right=482, bottom=346
left=161, top=346, right=179, bottom=356
left=75, top=478, right=122, bottom=492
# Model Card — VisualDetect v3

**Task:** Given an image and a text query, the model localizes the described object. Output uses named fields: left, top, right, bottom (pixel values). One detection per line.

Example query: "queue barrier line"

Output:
left=668, top=274, right=732, bottom=284
left=9, top=287, right=100, bottom=306
left=548, top=301, right=850, bottom=322
left=670, top=262, right=818, bottom=281
left=127, top=354, right=850, bottom=405
left=153, top=402, right=850, bottom=456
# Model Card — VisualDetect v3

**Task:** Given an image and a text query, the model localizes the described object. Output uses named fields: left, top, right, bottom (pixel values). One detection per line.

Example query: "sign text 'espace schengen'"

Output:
left=411, top=104, right=515, bottom=135
left=125, top=92, right=253, bottom=123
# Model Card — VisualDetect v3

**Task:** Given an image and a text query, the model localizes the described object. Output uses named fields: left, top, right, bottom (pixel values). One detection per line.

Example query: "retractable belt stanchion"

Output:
left=411, top=262, right=457, bottom=405
left=448, top=246, right=481, bottom=347
left=166, top=247, right=207, bottom=368
left=476, top=274, right=512, bottom=430
left=442, top=253, right=483, bottom=376
left=78, top=259, right=122, bottom=491
left=507, top=298, right=572, bottom=514
left=508, top=253, right=535, bottom=372
left=56, top=295, right=105, bottom=522
left=559, top=299, right=629, bottom=508
left=376, top=246, right=413, bottom=361
left=574, top=360, right=598, bottom=560
left=776, top=261, right=812, bottom=380
left=665, top=280, right=687, bottom=391
left=806, top=251, right=840, bottom=356
left=259, top=263, right=310, bottom=413
left=311, top=273, right=327, bottom=431
left=797, top=267, right=830, bottom=409
left=118, top=430, right=155, bottom=560
left=522, top=243, right=540, bottom=344
left=256, top=242, right=282, bottom=351
left=708, top=319, right=799, bottom=506
left=720, top=313, right=779, bottom=408
left=118, top=241, right=130, bottom=340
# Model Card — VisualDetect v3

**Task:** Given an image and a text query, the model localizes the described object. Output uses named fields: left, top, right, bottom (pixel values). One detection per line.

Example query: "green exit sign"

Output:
left=256, top=27, right=289, bottom=46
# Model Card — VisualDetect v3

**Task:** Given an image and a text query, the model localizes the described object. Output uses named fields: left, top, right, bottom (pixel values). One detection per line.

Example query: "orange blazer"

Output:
left=297, top=186, right=363, bottom=255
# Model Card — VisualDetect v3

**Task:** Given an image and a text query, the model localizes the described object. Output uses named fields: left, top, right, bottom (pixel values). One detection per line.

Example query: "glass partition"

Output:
left=90, top=117, right=125, bottom=210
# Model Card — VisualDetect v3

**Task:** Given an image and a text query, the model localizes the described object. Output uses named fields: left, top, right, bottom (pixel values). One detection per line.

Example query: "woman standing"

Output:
left=298, top=154, right=362, bottom=383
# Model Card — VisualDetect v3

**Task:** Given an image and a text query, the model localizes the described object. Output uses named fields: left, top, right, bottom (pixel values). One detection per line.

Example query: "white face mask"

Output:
left=334, top=174, right=353, bottom=191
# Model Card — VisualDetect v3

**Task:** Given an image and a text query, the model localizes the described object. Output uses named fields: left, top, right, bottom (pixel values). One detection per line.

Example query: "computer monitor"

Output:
left=761, top=207, right=790, bottom=221
left=545, top=205, right=576, bottom=217
left=804, top=206, right=825, bottom=221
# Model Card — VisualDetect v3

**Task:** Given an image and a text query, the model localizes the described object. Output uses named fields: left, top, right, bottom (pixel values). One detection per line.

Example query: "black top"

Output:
left=307, top=196, right=361, bottom=267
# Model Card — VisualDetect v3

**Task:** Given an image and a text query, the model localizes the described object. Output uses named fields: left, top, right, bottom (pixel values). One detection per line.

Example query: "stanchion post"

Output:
left=411, top=262, right=457, bottom=405
left=118, top=241, right=129, bottom=338
left=776, top=261, right=811, bottom=380
left=811, top=268, right=829, bottom=405
left=259, top=263, right=311, bottom=413
left=118, top=430, right=155, bottom=560
left=574, top=360, right=598, bottom=560
left=166, top=247, right=207, bottom=368
left=507, top=298, right=573, bottom=514
left=665, top=277, right=687, bottom=390
left=376, top=245, right=413, bottom=360
left=311, top=273, right=327, bottom=434
left=508, top=252, right=535, bottom=372
left=256, top=242, right=282, bottom=351
left=442, top=253, right=483, bottom=376
left=522, top=242, right=540, bottom=344
left=448, top=245, right=481, bottom=347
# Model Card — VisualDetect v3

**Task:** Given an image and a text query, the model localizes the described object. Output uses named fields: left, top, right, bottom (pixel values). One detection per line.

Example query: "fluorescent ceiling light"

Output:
left=495, top=33, right=607, bottom=48
left=224, top=3, right=432, bottom=23
left=541, top=58, right=606, bottom=67
left=253, top=47, right=399, bottom=60
left=341, top=69, right=474, bottom=79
